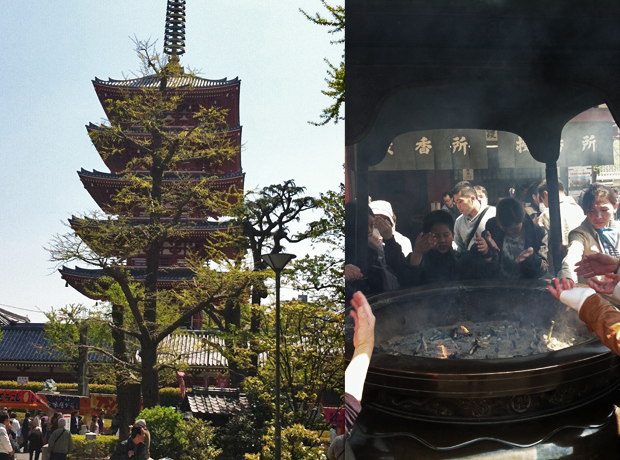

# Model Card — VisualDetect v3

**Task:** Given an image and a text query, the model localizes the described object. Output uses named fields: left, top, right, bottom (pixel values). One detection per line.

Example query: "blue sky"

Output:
left=0, top=1, right=344, bottom=321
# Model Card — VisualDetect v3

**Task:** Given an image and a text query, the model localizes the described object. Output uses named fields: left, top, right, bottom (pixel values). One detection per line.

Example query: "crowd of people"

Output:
left=345, top=179, right=620, bottom=299
left=0, top=409, right=149, bottom=460
left=339, top=179, right=620, bottom=458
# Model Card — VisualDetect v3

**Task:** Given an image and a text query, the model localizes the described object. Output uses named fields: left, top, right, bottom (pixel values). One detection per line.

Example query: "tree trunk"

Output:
left=77, top=324, right=89, bottom=397
left=111, top=304, right=139, bottom=440
left=224, top=298, right=243, bottom=387
left=141, top=342, right=160, bottom=408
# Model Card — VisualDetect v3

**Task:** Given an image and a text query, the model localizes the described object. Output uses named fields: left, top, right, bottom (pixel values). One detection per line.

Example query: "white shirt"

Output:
left=0, top=425, right=12, bottom=454
left=454, top=205, right=496, bottom=251
left=9, top=418, right=19, bottom=434
left=537, top=194, right=585, bottom=247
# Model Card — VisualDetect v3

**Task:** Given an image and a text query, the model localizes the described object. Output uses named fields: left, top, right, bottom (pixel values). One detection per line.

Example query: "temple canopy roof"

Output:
left=93, top=75, right=240, bottom=89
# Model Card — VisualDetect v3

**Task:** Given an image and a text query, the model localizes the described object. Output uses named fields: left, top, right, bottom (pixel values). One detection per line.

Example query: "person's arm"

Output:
left=575, top=253, right=620, bottom=279
left=47, top=430, right=58, bottom=451
left=557, top=233, right=586, bottom=281
left=68, top=430, right=73, bottom=453
left=549, top=278, right=620, bottom=356
left=345, top=292, right=375, bottom=402
left=0, top=429, right=13, bottom=454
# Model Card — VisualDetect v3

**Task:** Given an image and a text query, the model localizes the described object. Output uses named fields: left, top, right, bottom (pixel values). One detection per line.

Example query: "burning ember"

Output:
left=379, top=317, right=590, bottom=360
left=437, top=344, right=448, bottom=359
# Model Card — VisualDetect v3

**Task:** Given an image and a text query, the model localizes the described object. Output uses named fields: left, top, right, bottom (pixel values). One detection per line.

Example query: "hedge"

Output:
left=0, top=381, right=182, bottom=402
left=71, top=435, right=118, bottom=459
left=159, top=387, right=183, bottom=407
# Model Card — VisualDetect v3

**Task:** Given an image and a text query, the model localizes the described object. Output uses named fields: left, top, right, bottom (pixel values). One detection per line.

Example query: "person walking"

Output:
left=47, top=418, right=73, bottom=460
left=28, top=426, right=44, bottom=460
left=0, top=413, right=15, bottom=460
left=69, top=412, right=79, bottom=435
left=20, top=413, right=31, bottom=453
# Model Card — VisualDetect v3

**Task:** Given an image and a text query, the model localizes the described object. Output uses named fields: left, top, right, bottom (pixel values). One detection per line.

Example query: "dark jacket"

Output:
left=110, top=438, right=144, bottom=460
left=384, top=236, right=484, bottom=286
left=28, top=429, right=44, bottom=451
left=482, top=216, right=548, bottom=279
left=70, top=416, right=79, bottom=435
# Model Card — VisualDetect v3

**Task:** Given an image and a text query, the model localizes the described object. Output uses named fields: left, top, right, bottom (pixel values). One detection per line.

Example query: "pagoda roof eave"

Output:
left=92, top=75, right=240, bottom=90
left=60, top=266, right=197, bottom=286
left=86, top=122, right=242, bottom=135
left=68, top=217, right=239, bottom=233
left=78, top=168, right=244, bottom=183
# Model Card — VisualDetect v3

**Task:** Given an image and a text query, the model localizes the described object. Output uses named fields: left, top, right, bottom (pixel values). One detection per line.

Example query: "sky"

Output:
left=0, top=1, right=344, bottom=322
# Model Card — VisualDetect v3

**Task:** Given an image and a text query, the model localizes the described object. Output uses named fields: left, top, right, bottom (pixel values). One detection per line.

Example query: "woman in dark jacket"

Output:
left=479, top=198, right=548, bottom=279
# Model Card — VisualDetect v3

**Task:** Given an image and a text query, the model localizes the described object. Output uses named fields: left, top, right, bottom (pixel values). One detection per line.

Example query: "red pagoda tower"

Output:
left=60, top=1, right=244, bottom=329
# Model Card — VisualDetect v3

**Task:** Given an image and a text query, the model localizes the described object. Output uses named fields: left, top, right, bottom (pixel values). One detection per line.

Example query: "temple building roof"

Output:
left=93, top=75, right=240, bottom=89
left=0, top=324, right=106, bottom=363
left=181, top=387, right=250, bottom=423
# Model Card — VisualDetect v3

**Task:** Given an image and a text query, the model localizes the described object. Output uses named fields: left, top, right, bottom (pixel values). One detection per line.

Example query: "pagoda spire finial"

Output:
left=164, top=0, right=186, bottom=57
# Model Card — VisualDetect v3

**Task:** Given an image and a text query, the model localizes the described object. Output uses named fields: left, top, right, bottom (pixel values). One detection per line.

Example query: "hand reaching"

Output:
left=547, top=277, right=575, bottom=301
left=409, top=232, right=437, bottom=266
left=515, top=247, right=534, bottom=264
left=350, top=291, right=375, bottom=353
left=575, top=253, right=620, bottom=279
left=587, top=274, right=620, bottom=295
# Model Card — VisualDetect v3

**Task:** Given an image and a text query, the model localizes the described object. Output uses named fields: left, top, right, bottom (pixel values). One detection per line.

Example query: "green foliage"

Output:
left=180, top=418, right=221, bottom=460
left=214, top=383, right=271, bottom=460
left=90, top=384, right=117, bottom=395
left=138, top=406, right=187, bottom=460
left=71, top=435, right=118, bottom=458
left=245, top=424, right=327, bottom=460
left=300, top=1, right=345, bottom=126
left=159, top=387, right=183, bottom=407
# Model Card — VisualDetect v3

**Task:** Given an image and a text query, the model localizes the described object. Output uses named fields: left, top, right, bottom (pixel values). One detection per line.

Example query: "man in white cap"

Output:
left=368, top=200, right=413, bottom=257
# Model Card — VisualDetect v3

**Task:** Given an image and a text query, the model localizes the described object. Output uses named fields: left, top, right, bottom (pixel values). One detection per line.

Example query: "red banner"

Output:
left=90, top=394, right=118, bottom=414
left=0, top=391, right=48, bottom=410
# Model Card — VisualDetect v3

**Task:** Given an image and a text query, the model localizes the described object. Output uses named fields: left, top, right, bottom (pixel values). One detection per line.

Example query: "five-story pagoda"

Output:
left=60, top=1, right=244, bottom=334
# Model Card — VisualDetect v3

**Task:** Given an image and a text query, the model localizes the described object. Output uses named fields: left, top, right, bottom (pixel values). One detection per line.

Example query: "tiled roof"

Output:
left=93, top=76, right=239, bottom=89
left=158, top=332, right=227, bottom=368
left=0, top=324, right=107, bottom=363
left=182, top=387, right=249, bottom=416
left=78, top=169, right=244, bottom=182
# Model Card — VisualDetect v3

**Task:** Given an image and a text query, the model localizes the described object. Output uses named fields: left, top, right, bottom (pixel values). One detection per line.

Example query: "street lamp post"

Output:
left=261, top=253, right=296, bottom=460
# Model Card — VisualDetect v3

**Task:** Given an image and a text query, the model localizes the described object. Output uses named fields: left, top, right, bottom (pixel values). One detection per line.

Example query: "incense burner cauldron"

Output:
left=345, top=281, right=620, bottom=459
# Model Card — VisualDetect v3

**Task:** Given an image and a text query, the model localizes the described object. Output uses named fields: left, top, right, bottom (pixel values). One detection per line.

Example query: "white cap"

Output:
left=369, top=200, right=395, bottom=226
